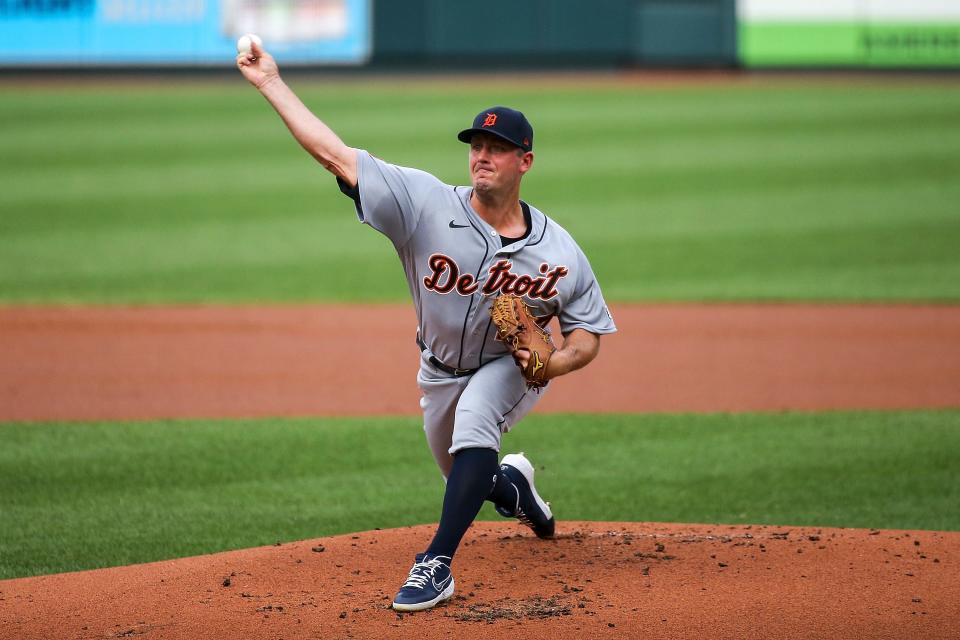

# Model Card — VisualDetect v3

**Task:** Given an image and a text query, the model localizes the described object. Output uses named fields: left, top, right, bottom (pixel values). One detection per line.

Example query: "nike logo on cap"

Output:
left=449, top=220, right=469, bottom=229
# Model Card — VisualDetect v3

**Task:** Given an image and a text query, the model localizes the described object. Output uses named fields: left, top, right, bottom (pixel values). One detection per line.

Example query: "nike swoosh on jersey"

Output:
left=449, top=220, right=470, bottom=229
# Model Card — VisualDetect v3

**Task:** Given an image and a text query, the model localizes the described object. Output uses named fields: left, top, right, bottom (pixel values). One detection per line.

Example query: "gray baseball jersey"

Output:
left=341, top=150, right=616, bottom=368
left=339, top=149, right=616, bottom=475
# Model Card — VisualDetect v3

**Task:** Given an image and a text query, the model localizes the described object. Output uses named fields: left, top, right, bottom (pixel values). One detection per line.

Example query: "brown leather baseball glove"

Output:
left=490, top=294, right=557, bottom=390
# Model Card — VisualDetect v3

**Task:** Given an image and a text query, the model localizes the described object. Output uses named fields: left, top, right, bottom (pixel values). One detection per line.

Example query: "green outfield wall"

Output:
left=371, top=0, right=959, bottom=69
left=740, top=23, right=960, bottom=67
left=4, top=0, right=958, bottom=70
left=370, top=0, right=737, bottom=67
left=738, top=1, right=960, bottom=67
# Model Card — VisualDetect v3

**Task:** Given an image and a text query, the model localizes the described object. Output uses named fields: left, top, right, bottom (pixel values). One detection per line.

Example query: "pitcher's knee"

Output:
left=450, top=407, right=501, bottom=454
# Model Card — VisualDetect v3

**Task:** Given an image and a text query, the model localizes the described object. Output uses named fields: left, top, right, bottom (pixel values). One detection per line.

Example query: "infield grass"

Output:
left=2, top=409, right=958, bottom=580
left=1, top=78, right=959, bottom=303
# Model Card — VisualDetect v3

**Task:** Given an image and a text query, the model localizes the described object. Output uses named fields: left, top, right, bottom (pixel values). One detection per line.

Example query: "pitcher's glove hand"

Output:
left=490, top=294, right=556, bottom=389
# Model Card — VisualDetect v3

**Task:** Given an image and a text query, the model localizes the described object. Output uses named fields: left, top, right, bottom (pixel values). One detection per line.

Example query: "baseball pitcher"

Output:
left=238, top=40, right=616, bottom=612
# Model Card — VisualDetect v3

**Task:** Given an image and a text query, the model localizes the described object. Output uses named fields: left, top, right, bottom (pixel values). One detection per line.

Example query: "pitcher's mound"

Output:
left=1, top=521, right=957, bottom=639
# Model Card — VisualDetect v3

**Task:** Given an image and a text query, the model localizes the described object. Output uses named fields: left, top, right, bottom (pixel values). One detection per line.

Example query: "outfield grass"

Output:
left=1, top=410, right=957, bottom=579
left=1, top=79, right=958, bottom=303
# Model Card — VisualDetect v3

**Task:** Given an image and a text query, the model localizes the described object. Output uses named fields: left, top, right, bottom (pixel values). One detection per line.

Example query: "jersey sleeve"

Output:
left=558, top=247, right=617, bottom=336
left=337, top=149, right=443, bottom=248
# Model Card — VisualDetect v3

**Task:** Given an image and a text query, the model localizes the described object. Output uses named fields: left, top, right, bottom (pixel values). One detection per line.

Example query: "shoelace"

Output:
left=509, top=485, right=550, bottom=531
left=508, top=483, right=538, bottom=529
left=402, top=557, right=446, bottom=590
left=516, top=507, right=534, bottom=528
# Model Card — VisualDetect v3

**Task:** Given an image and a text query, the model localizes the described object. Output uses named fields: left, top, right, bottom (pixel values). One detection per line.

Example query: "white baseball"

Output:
left=237, top=33, right=262, bottom=55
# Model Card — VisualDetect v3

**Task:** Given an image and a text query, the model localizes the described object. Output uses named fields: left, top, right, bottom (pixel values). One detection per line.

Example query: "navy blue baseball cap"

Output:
left=457, top=106, right=533, bottom=152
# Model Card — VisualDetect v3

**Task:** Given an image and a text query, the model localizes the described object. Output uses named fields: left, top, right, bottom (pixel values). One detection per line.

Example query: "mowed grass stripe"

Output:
left=1, top=410, right=958, bottom=579
left=1, top=80, right=958, bottom=302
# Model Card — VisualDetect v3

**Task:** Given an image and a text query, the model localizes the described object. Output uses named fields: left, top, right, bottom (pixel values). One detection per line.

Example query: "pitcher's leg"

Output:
left=422, top=356, right=544, bottom=558
left=417, top=353, right=469, bottom=479
left=450, top=355, right=544, bottom=455
left=452, top=356, right=555, bottom=538
left=424, top=447, right=499, bottom=558
left=397, top=357, right=552, bottom=612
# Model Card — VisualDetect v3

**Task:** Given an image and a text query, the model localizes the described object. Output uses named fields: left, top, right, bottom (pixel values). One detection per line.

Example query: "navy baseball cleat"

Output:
left=496, top=452, right=555, bottom=539
left=392, top=553, right=455, bottom=612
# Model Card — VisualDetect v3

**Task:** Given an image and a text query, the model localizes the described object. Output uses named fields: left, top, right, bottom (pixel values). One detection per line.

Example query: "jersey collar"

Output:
left=459, top=188, right=547, bottom=255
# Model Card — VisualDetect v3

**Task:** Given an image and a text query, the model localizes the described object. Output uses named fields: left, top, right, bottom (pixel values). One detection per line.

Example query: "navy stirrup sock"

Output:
left=425, top=447, right=500, bottom=560
left=487, top=463, right=516, bottom=510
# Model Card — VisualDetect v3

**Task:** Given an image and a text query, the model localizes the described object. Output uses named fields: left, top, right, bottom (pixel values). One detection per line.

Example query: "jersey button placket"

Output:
left=465, top=254, right=495, bottom=362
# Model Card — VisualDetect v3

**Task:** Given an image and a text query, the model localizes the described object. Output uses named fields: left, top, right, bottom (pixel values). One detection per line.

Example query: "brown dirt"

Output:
left=2, top=303, right=959, bottom=639
left=1, top=303, right=958, bottom=422
left=1, top=522, right=957, bottom=639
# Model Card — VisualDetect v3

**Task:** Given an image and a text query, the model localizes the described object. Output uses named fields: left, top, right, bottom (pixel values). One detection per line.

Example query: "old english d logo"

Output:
left=482, top=113, right=498, bottom=127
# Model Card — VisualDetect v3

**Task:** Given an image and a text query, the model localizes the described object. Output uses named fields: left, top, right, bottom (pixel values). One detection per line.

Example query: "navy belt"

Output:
left=416, top=334, right=479, bottom=377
